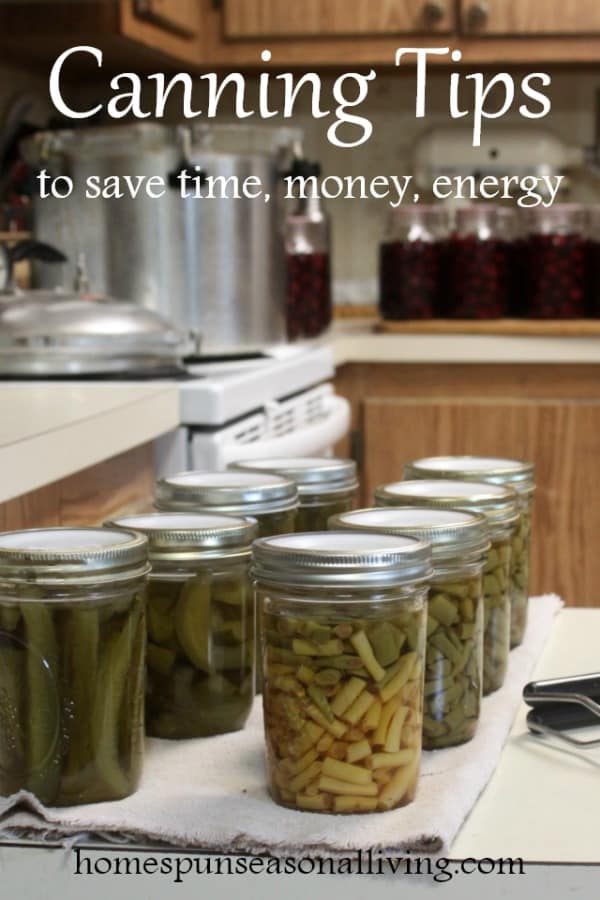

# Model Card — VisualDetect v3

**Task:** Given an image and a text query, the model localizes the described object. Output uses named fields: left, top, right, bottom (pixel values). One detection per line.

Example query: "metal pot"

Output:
left=22, top=123, right=301, bottom=354
left=0, top=289, right=197, bottom=376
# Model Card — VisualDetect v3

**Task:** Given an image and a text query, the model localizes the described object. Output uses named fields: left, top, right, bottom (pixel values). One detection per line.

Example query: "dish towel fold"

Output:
left=0, top=594, right=563, bottom=857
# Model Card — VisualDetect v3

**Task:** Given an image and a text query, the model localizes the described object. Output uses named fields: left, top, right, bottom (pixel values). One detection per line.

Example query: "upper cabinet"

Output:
left=133, top=0, right=201, bottom=37
left=459, top=0, right=600, bottom=36
left=222, top=0, right=454, bottom=38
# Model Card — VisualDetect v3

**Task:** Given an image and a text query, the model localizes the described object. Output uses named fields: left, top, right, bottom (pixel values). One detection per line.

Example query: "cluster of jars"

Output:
left=379, top=203, right=600, bottom=320
left=0, top=455, right=534, bottom=818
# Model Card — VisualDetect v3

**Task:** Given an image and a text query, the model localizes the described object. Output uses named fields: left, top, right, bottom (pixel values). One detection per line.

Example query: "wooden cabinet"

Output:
left=335, top=362, right=600, bottom=607
left=460, top=0, right=600, bottom=36
left=223, top=0, right=454, bottom=38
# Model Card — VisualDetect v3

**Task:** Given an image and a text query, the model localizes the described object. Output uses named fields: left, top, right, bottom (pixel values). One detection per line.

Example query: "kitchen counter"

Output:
left=0, top=382, right=179, bottom=504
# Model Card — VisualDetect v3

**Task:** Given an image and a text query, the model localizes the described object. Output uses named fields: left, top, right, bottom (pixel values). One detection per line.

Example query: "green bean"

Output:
left=483, top=538, right=512, bottom=694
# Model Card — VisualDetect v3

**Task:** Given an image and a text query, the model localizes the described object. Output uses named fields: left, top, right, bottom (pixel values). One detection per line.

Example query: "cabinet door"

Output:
left=223, top=0, right=454, bottom=38
left=461, top=0, right=600, bottom=35
left=134, top=0, right=200, bottom=36
left=362, top=396, right=600, bottom=606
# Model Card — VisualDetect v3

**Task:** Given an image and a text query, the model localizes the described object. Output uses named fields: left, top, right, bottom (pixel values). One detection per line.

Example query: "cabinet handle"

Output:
left=422, top=1, right=446, bottom=26
left=465, top=1, right=490, bottom=30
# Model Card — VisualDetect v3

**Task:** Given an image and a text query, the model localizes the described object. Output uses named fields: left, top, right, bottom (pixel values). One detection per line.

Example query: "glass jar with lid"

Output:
left=586, top=206, right=600, bottom=317
left=404, top=456, right=536, bottom=649
left=523, top=204, right=587, bottom=318
left=445, top=205, right=513, bottom=319
left=108, top=512, right=257, bottom=739
left=0, top=527, right=148, bottom=806
left=329, top=507, right=489, bottom=749
left=155, top=471, right=298, bottom=537
left=374, top=480, right=519, bottom=695
left=253, top=531, right=432, bottom=814
left=378, top=206, right=447, bottom=320
left=229, top=457, right=358, bottom=532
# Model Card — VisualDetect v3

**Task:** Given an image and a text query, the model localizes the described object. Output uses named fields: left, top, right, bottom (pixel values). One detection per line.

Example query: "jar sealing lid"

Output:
left=404, top=455, right=535, bottom=496
left=0, top=527, right=148, bottom=585
left=229, top=457, right=358, bottom=496
left=329, top=507, right=490, bottom=564
left=155, top=470, right=298, bottom=515
left=375, top=479, right=520, bottom=533
left=107, top=512, right=257, bottom=561
left=253, top=530, right=433, bottom=588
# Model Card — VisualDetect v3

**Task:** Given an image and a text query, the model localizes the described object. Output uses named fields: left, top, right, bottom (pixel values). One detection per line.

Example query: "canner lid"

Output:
left=155, top=470, right=299, bottom=515
left=229, top=457, right=358, bottom=495
left=107, top=511, right=257, bottom=560
left=404, top=455, right=535, bottom=495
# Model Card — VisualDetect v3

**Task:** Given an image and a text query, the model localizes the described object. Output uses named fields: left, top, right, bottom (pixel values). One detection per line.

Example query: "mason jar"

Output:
left=253, top=531, right=432, bottom=814
left=155, top=471, right=298, bottom=537
left=108, top=512, right=257, bottom=739
left=0, top=527, right=148, bottom=806
left=329, top=507, right=489, bottom=749
left=229, top=457, right=358, bottom=532
left=375, top=480, right=518, bottom=695
left=523, top=204, right=587, bottom=318
left=404, top=456, right=535, bottom=648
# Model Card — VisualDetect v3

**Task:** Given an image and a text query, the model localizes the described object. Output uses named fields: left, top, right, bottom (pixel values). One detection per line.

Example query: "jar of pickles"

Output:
left=229, top=457, right=358, bottom=532
left=155, top=471, right=298, bottom=537
left=108, top=513, right=257, bottom=739
left=379, top=206, right=447, bottom=320
left=0, top=527, right=148, bottom=806
left=523, top=205, right=587, bottom=318
left=374, top=480, right=519, bottom=696
left=404, top=456, right=535, bottom=648
left=253, top=531, right=432, bottom=814
left=329, top=507, right=489, bottom=750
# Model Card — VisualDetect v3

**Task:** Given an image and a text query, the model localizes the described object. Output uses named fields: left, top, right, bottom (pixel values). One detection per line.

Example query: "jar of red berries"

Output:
left=445, top=206, right=513, bottom=319
left=284, top=189, right=332, bottom=341
left=523, top=205, right=587, bottom=319
left=586, top=206, right=600, bottom=318
left=378, top=206, right=447, bottom=320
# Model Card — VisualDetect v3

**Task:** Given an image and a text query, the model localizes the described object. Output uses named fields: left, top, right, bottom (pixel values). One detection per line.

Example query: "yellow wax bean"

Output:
left=322, top=757, right=372, bottom=785
left=292, top=638, right=344, bottom=657
left=370, top=749, right=416, bottom=769
left=329, top=741, right=348, bottom=761
left=362, top=698, right=382, bottom=732
left=373, top=696, right=403, bottom=747
left=306, top=704, right=347, bottom=738
left=317, top=733, right=335, bottom=753
left=297, top=793, right=329, bottom=811
left=350, top=631, right=386, bottom=682
left=333, top=796, right=379, bottom=813
left=378, top=758, right=419, bottom=810
left=343, top=689, right=376, bottom=726
left=330, top=677, right=366, bottom=717
left=304, top=779, right=321, bottom=797
left=285, top=748, right=319, bottom=777
left=346, top=740, right=371, bottom=764
left=384, top=706, right=410, bottom=753
left=305, top=722, right=324, bottom=745
left=379, top=652, right=417, bottom=703
left=288, top=761, right=322, bottom=793
left=296, top=665, right=315, bottom=685
left=319, top=776, right=378, bottom=797
left=372, top=768, right=392, bottom=786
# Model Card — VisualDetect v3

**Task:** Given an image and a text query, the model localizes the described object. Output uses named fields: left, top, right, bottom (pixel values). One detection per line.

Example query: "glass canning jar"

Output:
left=523, top=204, right=587, bottom=318
left=229, top=457, right=358, bottom=532
left=155, top=471, right=298, bottom=537
left=329, top=507, right=489, bottom=750
left=108, top=512, right=258, bottom=739
left=253, top=531, right=432, bottom=814
left=378, top=206, right=447, bottom=320
left=0, top=527, right=149, bottom=806
left=404, top=456, right=535, bottom=648
left=284, top=193, right=332, bottom=340
left=445, top=205, right=513, bottom=319
left=586, top=206, right=600, bottom=317
left=374, top=480, right=519, bottom=696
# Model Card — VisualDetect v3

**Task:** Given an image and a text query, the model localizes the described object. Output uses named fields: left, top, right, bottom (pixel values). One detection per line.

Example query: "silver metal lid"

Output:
left=0, top=527, right=149, bottom=586
left=228, top=457, right=358, bottom=496
left=375, top=479, right=519, bottom=535
left=329, top=507, right=490, bottom=564
left=253, top=530, right=433, bottom=588
left=405, top=455, right=535, bottom=497
left=107, top=512, right=257, bottom=563
left=155, top=470, right=299, bottom=516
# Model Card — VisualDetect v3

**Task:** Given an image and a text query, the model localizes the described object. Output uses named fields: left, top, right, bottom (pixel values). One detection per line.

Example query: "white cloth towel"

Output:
left=0, top=594, right=563, bottom=856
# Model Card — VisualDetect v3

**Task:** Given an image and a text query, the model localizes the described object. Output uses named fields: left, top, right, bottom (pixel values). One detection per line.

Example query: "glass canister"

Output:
left=404, top=456, right=535, bottom=648
left=228, top=457, right=358, bottom=532
left=374, top=480, right=518, bottom=696
left=379, top=206, right=447, bottom=320
left=329, top=507, right=489, bottom=750
left=445, top=205, right=513, bottom=319
left=155, top=471, right=298, bottom=537
left=253, top=531, right=432, bottom=814
left=108, top=513, right=257, bottom=739
left=0, top=527, right=148, bottom=806
left=523, top=205, right=587, bottom=318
